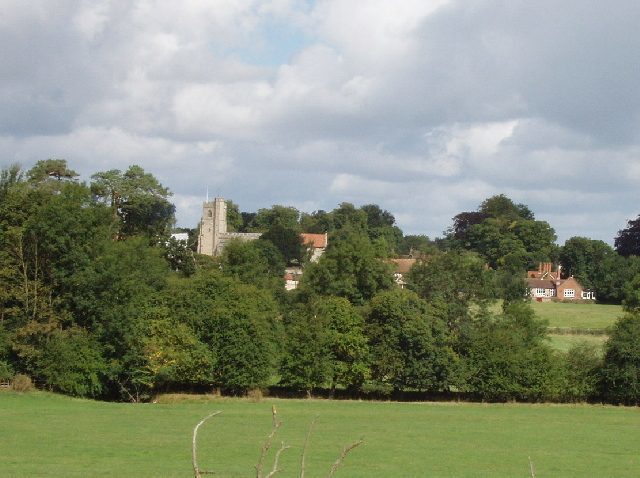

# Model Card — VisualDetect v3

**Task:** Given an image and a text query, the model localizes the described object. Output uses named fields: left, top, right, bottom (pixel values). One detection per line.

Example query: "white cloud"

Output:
left=1, top=0, right=640, bottom=243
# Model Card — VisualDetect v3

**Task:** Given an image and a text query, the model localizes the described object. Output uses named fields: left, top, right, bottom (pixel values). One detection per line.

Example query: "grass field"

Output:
left=2, top=391, right=640, bottom=477
left=530, top=301, right=622, bottom=330
left=547, top=334, right=608, bottom=354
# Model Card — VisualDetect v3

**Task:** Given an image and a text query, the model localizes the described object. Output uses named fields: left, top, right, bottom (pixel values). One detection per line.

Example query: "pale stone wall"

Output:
left=197, top=197, right=262, bottom=256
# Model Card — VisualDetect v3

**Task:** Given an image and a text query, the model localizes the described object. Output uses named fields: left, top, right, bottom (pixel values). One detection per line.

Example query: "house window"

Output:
left=535, top=288, right=545, bottom=296
left=564, top=289, right=575, bottom=298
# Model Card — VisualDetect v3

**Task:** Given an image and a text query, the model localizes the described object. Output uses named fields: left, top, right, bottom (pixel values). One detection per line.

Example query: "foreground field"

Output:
left=2, top=392, right=640, bottom=477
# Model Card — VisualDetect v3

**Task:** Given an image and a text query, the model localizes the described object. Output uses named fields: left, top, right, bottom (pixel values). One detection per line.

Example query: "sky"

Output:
left=1, top=0, right=639, bottom=244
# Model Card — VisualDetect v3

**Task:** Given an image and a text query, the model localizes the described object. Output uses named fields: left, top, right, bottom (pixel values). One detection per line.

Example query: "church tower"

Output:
left=197, top=197, right=227, bottom=256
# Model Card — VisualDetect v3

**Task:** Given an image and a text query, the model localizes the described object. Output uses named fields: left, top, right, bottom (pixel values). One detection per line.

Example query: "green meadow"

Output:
left=531, top=301, right=622, bottom=331
left=2, top=391, right=640, bottom=477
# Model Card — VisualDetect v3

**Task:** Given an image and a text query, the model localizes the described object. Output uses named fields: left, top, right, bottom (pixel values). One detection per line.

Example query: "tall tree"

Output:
left=300, top=231, right=394, bottom=305
left=615, top=215, right=640, bottom=257
left=367, top=289, right=454, bottom=393
left=91, top=165, right=174, bottom=240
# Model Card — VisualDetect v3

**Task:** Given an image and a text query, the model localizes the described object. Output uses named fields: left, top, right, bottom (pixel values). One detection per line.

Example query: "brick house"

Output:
left=526, top=262, right=595, bottom=301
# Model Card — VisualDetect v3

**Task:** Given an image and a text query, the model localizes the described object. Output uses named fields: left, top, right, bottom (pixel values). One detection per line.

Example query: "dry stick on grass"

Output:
left=529, top=456, right=536, bottom=478
left=326, top=439, right=364, bottom=478
left=192, top=411, right=222, bottom=478
left=256, top=406, right=283, bottom=478
left=299, top=415, right=318, bottom=478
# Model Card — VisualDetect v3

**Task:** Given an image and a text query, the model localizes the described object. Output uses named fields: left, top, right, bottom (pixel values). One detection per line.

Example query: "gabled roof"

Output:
left=300, top=233, right=327, bottom=248
left=525, top=278, right=557, bottom=289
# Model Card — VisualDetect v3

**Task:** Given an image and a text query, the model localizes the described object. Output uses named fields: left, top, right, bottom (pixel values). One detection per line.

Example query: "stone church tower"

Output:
left=197, top=197, right=227, bottom=256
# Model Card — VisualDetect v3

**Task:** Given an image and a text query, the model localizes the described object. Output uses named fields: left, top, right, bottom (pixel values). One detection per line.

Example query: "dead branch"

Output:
left=265, top=441, right=291, bottom=478
left=299, top=415, right=318, bottom=478
left=256, top=406, right=282, bottom=478
left=326, top=439, right=364, bottom=478
left=192, top=411, right=222, bottom=478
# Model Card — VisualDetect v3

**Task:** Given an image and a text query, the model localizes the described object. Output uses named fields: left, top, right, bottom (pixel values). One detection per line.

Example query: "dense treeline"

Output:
left=2, top=160, right=640, bottom=404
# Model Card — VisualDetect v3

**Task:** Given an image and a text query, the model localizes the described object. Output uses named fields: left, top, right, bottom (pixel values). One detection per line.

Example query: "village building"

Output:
left=526, top=262, right=595, bottom=301
left=197, top=198, right=327, bottom=289
left=387, top=258, right=418, bottom=288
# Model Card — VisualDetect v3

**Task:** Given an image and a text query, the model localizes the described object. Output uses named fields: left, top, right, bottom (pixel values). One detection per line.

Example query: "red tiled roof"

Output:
left=300, top=233, right=327, bottom=248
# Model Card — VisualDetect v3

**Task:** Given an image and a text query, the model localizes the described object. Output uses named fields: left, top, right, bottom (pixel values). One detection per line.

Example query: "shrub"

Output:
left=246, top=388, right=264, bottom=402
left=11, top=374, right=34, bottom=392
left=0, top=360, right=13, bottom=382
left=600, top=313, right=640, bottom=404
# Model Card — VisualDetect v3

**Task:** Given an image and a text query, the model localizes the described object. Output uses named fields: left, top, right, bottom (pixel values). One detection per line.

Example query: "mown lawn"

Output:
left=547, top=334, right=608, bottom=354
left=2, top=391, right=640, bottom=477
left=530, top=301, right=622, bottom=330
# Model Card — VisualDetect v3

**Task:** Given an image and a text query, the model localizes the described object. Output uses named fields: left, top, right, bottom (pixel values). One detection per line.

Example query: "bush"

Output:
left=600, top=313, right=640, bottom=404
left=11, top=374, right=34, bottom=392
left=0, top=360, right=13, bottom=382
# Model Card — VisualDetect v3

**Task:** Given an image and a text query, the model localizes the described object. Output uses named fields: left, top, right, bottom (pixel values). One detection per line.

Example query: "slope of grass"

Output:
left=2, top=391, right=640, bottom=477
left=531, top=301, right=622, bottom=330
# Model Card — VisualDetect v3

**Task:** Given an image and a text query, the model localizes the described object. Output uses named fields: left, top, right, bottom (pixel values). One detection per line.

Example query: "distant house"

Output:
left=387, top=258, right=418, bottom=288
left=300, top=233, right=328, bottom=263
left=283, top=234, right=328, bottom=291
left=526, top=262, right=595, bottom=301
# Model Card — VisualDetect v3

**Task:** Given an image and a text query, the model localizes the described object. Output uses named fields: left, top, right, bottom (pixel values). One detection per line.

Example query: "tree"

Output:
left=408, top=250, right=496, bottom=327
left=27, top=159, right=78, bottom=184
left=460, top=302, right=559, bottom=401
left=280, top=297, right=369, bottom=393
left=34, top=326, right=106, bottom=397
left=615, top=215, right=640, bottom=257
left=560, top=237, right=616, bottom=288
left=300, top=231, right=394, bottom=305
left=479, top=194, right=532, bottom=221
left=260, top=224, right=304, bottom=265
left=91, top=165, right=174, bottom=239
left=249, top=205, right=301, bottom=232
left=600, top=314, right=640, bottom=404
left=165, top=271, right=281, bottom=394
left=367, top=289, right=455, bottom=393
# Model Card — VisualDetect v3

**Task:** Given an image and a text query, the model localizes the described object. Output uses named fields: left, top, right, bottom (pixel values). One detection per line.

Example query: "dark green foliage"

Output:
left=163, top=236, right=196, bottom=276
left=27, top=159, right=78, bottom=183
left=166, top=271, right=281, bottom=394
left=600, top=314, right=640, bottom=404
left=36, top=327, right=106, bottom=397
left=615, top=215, right=640, bottom=257
left=220, top=239, right=285, bottom=292
left=399, top=235, right=437, bottom=256
left=560, top=237, right=615, bottom=288
left=248, top=205, right=301, bottom=231
left=91, top=165, right=174, bottom=240
left=408, top=250, right=496, bottom=326
left=280, top=297, right=369, bottom=393
left=260, top=224, right=304, bottom=264
left=448, top=194, right=557, bottom=271
left=560, top=342, right=602, bottom=402
left=367, top=289, right=455, bottom=392
left=301, top=231, right=394, bottom=305
left=460, top=302, right=559, bottom=401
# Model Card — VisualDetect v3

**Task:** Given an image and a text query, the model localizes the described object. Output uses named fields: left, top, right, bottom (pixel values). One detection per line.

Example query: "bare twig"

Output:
left=528, top=456, right=536, bottom=478
left=256, top=406, right=282, bottom=478
left=299, top=415, right=318, bottom=478
left=326, top=439, right=364, bottom=478
left=265, top=441, right=292, bottom=478
left=192, top=411, right=222, bottom=478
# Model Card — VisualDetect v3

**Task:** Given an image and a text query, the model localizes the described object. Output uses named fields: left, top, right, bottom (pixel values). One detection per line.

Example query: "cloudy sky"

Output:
left=1, top=0, right=639, bottom=243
